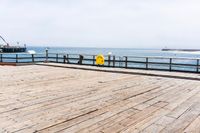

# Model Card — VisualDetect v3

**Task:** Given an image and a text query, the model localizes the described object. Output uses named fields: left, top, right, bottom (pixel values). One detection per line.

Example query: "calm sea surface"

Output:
left=27, top=46, right=200, bottom=58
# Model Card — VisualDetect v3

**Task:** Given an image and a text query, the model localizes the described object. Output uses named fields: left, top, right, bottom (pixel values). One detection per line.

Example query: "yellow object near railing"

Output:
left=96, top=54, right=105, bottom=65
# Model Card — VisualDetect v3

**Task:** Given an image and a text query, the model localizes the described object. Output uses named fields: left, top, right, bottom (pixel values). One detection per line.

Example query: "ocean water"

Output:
left=27, top=46, right=200, bottom=58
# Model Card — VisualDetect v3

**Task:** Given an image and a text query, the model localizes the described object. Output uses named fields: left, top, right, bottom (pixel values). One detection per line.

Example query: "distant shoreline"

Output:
left=162, top=49, right=200, bottom=52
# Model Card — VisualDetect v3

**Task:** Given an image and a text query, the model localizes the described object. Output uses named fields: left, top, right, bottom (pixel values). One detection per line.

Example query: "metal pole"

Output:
left=79, top=55, right=83, bottom=65
left=125, top=56, right=128, bottom=68
left=63, top=55, right=66, bottom=63
left=108, top=55, right=111, bottom=67
left=93, top=55, right=95, bottom=66
left=32, top=54, right=34, bottom=62
left=197, top=59, right=199, bottom=72
left=45, top=48, right=48, bottom=63
left=56, top=54, right=58, bottom=63
left=113, top=56, right=115, bottom=67
left=16, top=54, right=18, bottom=63
left=0, top=54, right=2, bottom=62
left=146, top=57, right=148, bottom=70
left=67, top=54, right=69, bottom=63
left=169, top=58, right=172, bottom=71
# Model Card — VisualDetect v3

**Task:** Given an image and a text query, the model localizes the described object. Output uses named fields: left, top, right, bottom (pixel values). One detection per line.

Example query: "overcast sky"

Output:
left=0, top=0, right=200, bottom=48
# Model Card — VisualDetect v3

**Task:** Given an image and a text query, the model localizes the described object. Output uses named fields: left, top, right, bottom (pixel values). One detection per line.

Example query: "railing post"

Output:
left=146, top=57, right=148, bottom=70
left=125, top=56, right=128, bottom=68
left=169, top=58, right=172, bottom=71
left=197, top=59, right=199, bottom=72
left=113, top=56, right=115, bottom=67
left=56, top=54, right=58, bottom=63
left=93, top=55, right=95, bottom=66
left=67, top=54, right=69, bottom=63
left=78, top=55, right=83, bottom=65
left=46, top=48, right=48, bottom=62
left=0, top=54, right=2, bottom=62
left=32, top=54, right=34, bottom=62
left=63, top=55, right=66, bottom=64
left=108, top=55, right=111, bottom=67
left=16, top=54, right=18, bottom=63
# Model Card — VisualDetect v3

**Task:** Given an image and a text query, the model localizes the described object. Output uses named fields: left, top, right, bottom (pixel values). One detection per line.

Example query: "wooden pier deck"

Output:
left=0, top=64, right=200, bottom=133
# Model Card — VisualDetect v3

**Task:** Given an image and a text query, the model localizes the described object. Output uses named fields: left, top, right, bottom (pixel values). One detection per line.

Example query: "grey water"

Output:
left=27, top=46, right=200, bottom=58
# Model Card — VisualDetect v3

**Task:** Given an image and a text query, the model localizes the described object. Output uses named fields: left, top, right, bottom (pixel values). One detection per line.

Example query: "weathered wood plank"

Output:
left=0, top=65, right=200, bottom=133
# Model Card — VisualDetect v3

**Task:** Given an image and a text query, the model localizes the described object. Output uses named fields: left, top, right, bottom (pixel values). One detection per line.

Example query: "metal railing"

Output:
left=0, top=53, right=200, bottom=73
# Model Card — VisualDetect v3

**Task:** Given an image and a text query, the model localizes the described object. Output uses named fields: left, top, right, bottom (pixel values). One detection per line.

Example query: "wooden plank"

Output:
left=121, top=108, right=169, bottom=133
left=184, top=115, right=200, bottom=133
left=12, top=80, right=160, bottom=132
left=167, top=92, right=200, bottom=119
left=0, top=65, right=200, bottom=133
left=141, top=124, right=164, bottom=133
left=100, top=101, right=168, bottom=133
left=160, top=102, right=200, bottom=133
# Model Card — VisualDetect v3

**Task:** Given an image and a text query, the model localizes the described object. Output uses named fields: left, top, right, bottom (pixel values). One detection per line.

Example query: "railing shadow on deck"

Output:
left=0, top=53, right=200, bottom=73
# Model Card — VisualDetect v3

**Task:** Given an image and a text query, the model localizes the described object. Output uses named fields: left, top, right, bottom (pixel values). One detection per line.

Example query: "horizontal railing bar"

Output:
left=127, top=56, right=200, bottom=60
left=1, top=53, right=200, bottom=60
left=171, top=63, right=199, bottom=67
left=0, top=53, right=200, bottom=73
left=47, top=53, right=200, bottom=60
left=2, top=58, right=198, bottom=66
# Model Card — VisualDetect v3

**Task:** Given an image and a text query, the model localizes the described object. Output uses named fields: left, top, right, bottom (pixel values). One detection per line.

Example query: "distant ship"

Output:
left=0, top=35, right=26, bottom=53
